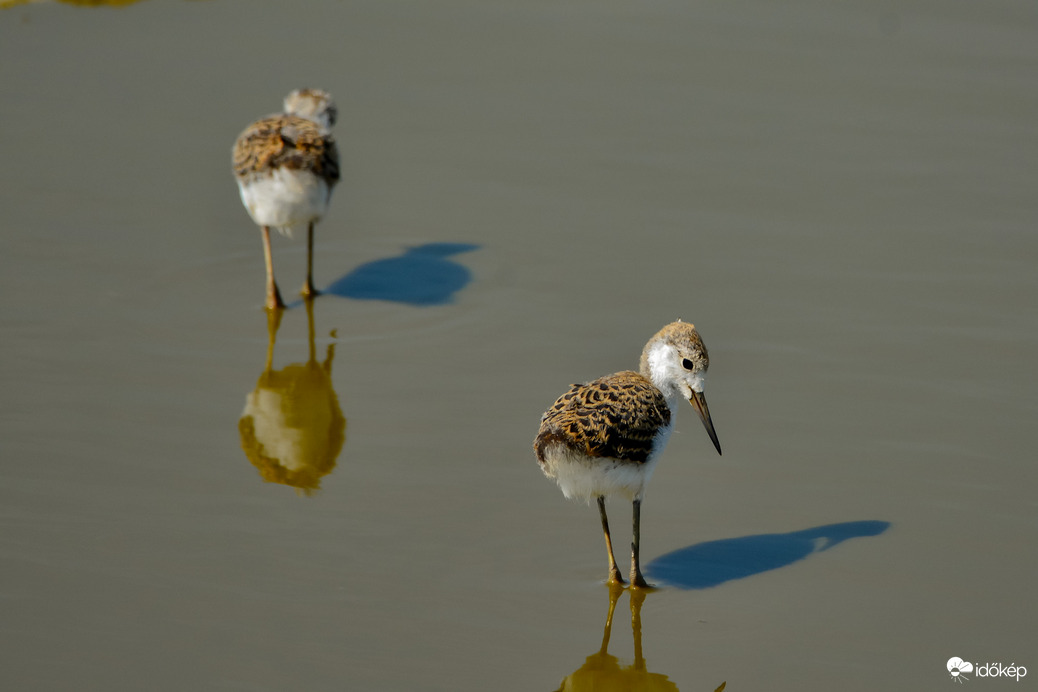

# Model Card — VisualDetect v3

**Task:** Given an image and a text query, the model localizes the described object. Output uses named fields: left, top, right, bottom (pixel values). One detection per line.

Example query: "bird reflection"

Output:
left=553, top=585, right=726, bottom=692
left=238, top=299, right=346, bottom=495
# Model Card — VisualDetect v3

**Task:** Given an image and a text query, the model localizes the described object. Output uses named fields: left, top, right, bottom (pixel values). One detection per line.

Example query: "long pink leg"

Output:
left=262, top=226, right=285, bottom=310
left=630, top=498, right=651, bottom=589
left=599, top=496, right=626, bottom=585
left=302, top=221, right=319, bottom=299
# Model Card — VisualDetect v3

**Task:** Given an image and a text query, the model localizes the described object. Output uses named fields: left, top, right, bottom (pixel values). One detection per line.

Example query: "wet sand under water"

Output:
left=1, top=1, right=1036, bottom=690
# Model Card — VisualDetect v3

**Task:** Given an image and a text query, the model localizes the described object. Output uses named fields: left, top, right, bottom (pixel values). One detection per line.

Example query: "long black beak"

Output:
left=688, top=390, right=722, bottom=456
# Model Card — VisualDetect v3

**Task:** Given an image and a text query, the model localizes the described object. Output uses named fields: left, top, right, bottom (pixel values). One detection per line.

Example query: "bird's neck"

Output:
left=639, top=341, right=683, bottom=406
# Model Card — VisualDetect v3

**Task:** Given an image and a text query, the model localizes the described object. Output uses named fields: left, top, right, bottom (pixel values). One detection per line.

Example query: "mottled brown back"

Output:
left=232, top=115, right=340, bottom=184
left=534, top=371, right=671, bottom=465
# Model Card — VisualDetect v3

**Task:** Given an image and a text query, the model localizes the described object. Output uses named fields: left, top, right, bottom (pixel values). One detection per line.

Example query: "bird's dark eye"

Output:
left=681, top=358, right=695, bottom=370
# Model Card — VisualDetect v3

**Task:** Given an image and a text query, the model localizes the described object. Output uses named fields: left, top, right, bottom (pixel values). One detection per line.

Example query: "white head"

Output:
left=639, top=320, right=722, bottom=455
left=283, top=88, right=337, bottom=130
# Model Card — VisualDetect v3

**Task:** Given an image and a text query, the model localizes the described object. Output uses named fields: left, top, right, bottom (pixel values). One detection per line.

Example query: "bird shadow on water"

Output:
left=323, top=242, right=479, bottom=306
left=646, top=520, right=890, bottom=590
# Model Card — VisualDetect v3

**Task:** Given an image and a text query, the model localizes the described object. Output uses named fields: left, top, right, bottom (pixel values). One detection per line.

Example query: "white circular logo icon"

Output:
left=948, top=657, right=974, bottom=682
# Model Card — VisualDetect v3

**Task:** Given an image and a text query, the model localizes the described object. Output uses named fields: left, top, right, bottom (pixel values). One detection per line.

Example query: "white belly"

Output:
left=237, top=167, right=331, bottom=237
left=539, top=423, right=674, bottom=503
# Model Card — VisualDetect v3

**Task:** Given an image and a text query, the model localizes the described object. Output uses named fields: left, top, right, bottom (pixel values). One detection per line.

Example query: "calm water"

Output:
left=2, top=1, right=1036, bottom=690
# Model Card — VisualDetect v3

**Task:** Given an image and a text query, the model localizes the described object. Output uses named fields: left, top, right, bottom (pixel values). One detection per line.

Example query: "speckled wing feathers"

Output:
left=232, top=115, right=340, bottom=185
left=534, top=371, right=670, bottom=465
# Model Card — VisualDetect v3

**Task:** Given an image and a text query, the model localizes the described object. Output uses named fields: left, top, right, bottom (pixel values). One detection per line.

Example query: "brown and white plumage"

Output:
left=232, top=115, right=339, bottom=196
left=232, top=88, right=340, bottom=310
left=535, top=372, right=671, bottom=500
left=534, top=320, right=722, bottom=587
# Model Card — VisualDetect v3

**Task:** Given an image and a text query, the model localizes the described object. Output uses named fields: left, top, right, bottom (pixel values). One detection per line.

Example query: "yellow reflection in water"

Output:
left=238, top=300, right=345, bottom=495
left=554, top=584, right=726, bottom=692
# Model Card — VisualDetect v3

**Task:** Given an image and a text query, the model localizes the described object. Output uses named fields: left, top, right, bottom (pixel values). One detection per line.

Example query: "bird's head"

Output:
left=284, top=88, right=337, bottom=130
left=639, top=320, right=721, bottom=455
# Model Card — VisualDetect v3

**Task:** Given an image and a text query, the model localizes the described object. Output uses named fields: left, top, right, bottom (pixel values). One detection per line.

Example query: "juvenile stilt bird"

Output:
left=534, top=321, right=722, bottom=588
left=232, top=89, right=340, bottom=310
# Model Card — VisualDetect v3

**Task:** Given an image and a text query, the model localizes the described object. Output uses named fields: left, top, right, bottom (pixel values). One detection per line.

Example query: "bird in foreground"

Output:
left=534, top=321, right=722, bottom=588
left=232, top=88, right=341, bottom=310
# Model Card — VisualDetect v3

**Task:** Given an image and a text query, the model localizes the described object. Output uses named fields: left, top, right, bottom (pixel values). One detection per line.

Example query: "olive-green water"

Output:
left=2, top=1, right=1036, bottom=690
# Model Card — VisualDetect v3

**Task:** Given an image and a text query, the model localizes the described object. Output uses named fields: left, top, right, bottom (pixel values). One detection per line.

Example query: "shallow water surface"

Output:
left=1, top=1, right=1036, bottom=690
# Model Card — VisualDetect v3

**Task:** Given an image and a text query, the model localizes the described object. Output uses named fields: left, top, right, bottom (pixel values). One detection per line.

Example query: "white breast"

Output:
left=539, top=421, right=674, bottom=503
left=237, top=167, right=331, bottom=237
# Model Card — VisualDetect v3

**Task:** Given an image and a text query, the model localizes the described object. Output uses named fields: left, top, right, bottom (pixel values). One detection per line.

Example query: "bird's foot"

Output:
left=629, top=572, right=656, bottom=591
left=265, top=282, right=286, bottom=311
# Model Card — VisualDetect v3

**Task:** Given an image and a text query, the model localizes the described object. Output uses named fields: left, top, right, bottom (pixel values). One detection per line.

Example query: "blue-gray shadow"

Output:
left=646, top=520, right=890, bottom=590
left=324, top=242, right=479, bottom=306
